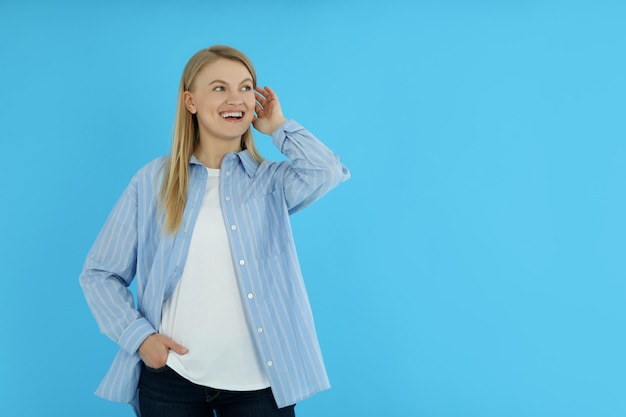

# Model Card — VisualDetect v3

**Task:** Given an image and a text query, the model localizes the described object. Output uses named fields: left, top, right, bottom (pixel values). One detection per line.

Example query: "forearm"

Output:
left=79, top=181, right=155, bottom=354
left=80, top=265, right=156, bottom=354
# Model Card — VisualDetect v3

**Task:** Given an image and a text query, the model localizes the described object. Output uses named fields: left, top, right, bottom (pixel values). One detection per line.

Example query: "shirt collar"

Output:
left=189, top=150, right=259, bottom=178
left=237, top=150, right=261, bottom=177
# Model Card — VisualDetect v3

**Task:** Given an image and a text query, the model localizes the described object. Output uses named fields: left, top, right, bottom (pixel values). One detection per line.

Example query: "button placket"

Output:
left=223, top=157, right=268, bottom=369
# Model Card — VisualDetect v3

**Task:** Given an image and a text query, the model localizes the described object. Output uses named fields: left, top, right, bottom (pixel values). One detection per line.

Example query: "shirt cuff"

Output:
left=271, top=119, right=301, bottom=151
left=118, top=317, right=156, bottom=355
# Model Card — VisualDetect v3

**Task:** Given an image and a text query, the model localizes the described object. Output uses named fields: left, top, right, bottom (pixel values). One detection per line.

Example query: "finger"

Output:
left=264, top=86, right=277, bottom=98
left=260, top=86, right=278, bottom=106
left=255, top=94, right=268, bottom=108
left=255, top=87, right=268, bottom=101
left=164, top=337, right=189, bottom=354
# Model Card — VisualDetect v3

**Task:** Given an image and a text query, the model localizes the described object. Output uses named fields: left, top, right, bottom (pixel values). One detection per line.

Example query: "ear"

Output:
left=183, top=91, right=196, bottom=114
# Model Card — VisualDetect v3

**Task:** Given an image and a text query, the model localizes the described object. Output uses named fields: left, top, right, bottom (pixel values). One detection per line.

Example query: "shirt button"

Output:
left=239, top=260, right=245, bottom=265
left=257, top=327, right=263, bottom=333
left=231, top=225, right=237, bottom=230
left=248, top=293, right=254, bottom=299
left=226, top=171, right=231, bottom=176
left=267, top=361, right=273, bottom=367
left=225, top=196, right=231, bottom=201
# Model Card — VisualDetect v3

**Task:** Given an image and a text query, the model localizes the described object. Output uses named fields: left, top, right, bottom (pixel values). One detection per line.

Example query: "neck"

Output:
left=194, top=137, right=242, bottom=169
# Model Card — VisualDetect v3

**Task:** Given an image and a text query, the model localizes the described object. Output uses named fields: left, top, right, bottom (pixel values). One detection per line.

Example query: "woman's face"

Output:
left=184, top=58, right=256, bottom=145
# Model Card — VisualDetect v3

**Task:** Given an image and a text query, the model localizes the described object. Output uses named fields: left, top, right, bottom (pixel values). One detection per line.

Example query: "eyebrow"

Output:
left=209, top=78, right=253, bottom=86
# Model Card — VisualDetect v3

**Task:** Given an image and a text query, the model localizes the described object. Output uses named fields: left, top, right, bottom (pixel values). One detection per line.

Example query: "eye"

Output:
left=241, top=85, right=253, bottom=91
left=213, top=85, right=225, bottom=92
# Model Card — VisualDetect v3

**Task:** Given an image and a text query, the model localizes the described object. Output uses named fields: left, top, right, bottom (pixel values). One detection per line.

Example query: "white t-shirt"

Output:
left=160, top=167, right=269, bottom=391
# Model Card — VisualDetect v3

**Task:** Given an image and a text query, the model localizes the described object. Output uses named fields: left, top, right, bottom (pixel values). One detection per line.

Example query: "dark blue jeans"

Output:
left=138, top=364, right=296, bottom=417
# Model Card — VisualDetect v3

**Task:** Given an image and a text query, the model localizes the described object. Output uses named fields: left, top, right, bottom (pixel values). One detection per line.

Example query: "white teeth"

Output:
left=221, top=112, right=243, bottom=118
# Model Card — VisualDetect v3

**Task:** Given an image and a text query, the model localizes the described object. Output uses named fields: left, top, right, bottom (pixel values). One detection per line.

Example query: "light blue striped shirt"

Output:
left=79, top=120, right=350, bottom=414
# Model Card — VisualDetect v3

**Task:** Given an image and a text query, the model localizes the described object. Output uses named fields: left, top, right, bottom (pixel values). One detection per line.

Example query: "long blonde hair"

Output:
left=160, top=45, right=263, bottom=234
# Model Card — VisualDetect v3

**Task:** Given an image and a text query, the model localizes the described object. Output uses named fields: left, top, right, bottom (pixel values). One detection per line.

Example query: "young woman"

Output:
left=79, top=45, right=350, bottom=417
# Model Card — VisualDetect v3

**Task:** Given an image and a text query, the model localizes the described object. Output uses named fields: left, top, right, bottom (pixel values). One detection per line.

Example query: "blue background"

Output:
left=1, top=1, right=625, bottom=416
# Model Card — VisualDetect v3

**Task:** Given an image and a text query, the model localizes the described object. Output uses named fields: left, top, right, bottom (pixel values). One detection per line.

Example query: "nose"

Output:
left=226, top=89, right=243, bottom=105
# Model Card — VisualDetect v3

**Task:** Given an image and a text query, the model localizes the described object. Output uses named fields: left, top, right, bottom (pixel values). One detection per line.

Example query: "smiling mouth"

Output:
left=221, top=111, right=244, bottom=120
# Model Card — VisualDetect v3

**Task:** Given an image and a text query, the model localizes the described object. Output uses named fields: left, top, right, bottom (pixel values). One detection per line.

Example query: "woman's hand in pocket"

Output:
left=138, top=334, right=188, bottom=369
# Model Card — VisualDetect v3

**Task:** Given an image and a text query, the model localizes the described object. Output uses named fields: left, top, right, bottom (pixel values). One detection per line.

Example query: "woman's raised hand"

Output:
left=253, top=86, right=287, bottom=135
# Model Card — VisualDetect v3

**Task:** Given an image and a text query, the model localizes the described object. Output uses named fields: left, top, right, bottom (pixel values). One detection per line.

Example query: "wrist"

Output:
left=270, top=117, right=288, bottom=134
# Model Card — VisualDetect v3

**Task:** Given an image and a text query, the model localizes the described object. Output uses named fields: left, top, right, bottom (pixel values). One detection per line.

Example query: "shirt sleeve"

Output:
left=79, top=175, right=156, bottom=355
left=271, top=120, right=350, bottom=214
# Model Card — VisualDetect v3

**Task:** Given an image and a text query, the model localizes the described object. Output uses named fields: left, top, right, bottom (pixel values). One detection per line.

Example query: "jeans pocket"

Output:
left=143, top=363, right=170, bottom=373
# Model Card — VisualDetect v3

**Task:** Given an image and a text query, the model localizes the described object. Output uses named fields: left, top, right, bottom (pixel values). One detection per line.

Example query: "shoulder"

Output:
left=131, top=156, right=168, bottom=182
left=137, top=156, right=168, bottom=176
left=125, top=156, right=169, bottom=197
left=255, top=158, right=290, bottom=178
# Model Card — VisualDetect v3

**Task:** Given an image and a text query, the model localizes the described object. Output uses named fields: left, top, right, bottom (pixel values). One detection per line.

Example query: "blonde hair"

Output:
left=160, top=45, right=263, bottom=234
